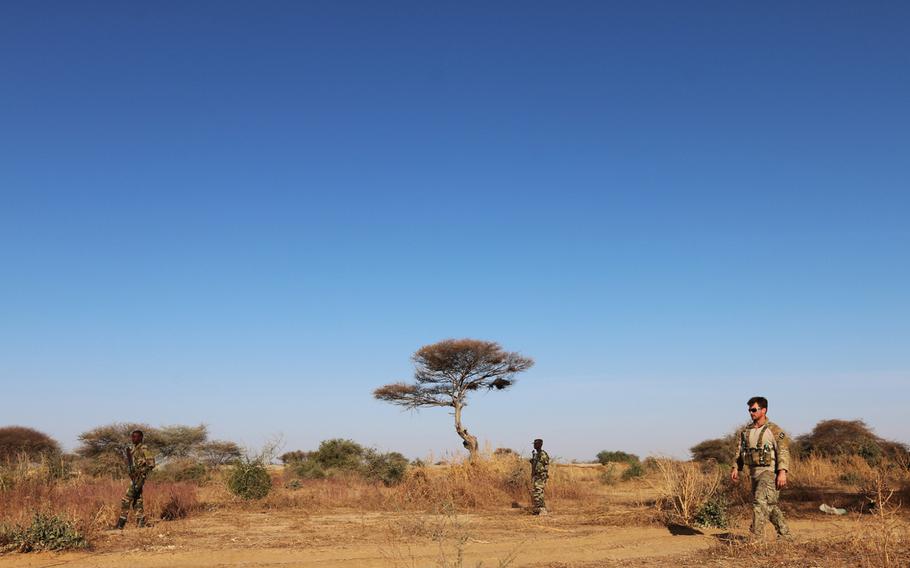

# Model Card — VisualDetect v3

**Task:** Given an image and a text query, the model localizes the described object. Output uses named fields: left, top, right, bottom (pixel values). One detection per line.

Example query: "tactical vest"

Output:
left=740, top=425, right=774, bottom=467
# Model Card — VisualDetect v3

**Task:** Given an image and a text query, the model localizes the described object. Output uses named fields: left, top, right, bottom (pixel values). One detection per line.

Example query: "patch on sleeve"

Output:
left=778, top=432, right=786, bottom=439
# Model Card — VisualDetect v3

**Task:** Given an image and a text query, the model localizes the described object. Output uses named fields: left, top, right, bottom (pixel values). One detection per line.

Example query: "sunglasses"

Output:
left=748, top=407, right=762, bottom=413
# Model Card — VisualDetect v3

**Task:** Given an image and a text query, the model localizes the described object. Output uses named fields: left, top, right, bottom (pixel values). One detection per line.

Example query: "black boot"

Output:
left=114, top=516, right=127, bottom=530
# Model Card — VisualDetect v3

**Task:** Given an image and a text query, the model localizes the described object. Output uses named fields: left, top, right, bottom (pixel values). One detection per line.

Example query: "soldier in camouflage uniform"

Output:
left=115, top=430, right=156, bottom=529
left=530, top=438, right=550, bottom=515
left=731, top=397, right=791, bottom=539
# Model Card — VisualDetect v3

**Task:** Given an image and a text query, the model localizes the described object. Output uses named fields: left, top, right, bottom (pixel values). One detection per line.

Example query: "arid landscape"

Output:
left=4, top=3, right=910, bottom=567
left=2, top=426, right=908, bottom=567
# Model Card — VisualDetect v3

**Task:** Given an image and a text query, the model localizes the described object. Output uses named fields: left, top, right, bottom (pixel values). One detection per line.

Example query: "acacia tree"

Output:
left=374, top=339, right=534, bottom=458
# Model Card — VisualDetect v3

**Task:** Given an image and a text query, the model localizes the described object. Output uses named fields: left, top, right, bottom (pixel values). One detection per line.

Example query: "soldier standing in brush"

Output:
left=115, top=429, right=156, bottom=529
left=731, top=397, right=791, bottom=539
left=530, top=438, right=550, bottom=515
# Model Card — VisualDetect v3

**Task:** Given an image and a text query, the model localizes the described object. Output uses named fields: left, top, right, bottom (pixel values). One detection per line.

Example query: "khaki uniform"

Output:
left=530, top=449, right=549, bottom=513
left=734, top=421, right=790, bottom=537
left=119, top=442, right=156, bottom=526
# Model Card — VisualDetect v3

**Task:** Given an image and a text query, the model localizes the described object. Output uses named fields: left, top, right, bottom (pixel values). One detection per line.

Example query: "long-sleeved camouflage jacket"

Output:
left=530, top=449, right=550, bottom=480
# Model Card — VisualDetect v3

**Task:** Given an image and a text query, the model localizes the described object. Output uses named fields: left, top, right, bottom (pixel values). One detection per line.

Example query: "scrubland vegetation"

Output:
left=0, top=421, right=908, bottom=566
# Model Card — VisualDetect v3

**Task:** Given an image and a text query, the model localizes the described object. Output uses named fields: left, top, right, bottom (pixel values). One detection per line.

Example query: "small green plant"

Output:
left=1, top=514, right=88, bottom=552
left=694, top=494, right=729, bottom=528
left=227, top=457, right=272, bottom=500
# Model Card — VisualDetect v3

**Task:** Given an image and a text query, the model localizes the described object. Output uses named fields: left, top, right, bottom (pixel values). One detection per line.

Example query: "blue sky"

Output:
left=1, top=2, right=908, bottom=460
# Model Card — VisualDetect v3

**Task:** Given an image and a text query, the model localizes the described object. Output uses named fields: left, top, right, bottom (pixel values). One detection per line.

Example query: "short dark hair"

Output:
left=747, top=397, right=768, bottom=410
left=131, top=429, right=144, bottom=438
left=533, top=438, right=543, bottom=444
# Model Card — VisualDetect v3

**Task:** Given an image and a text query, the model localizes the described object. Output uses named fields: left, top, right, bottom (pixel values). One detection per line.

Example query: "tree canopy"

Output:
left=0, top=426, right=61, bottom=462
left=374, top=338, right=534, bottom=456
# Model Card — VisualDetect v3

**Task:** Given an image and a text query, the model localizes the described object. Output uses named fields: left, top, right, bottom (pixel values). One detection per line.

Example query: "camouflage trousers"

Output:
left=531, top=476, right=547, bottom=512
left=751, top=471, right=789, bottom=537
left=119, top=474, right=147, bottom=523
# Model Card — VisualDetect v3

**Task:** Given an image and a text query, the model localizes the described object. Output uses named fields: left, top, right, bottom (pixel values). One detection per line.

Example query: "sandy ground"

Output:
left=0, top=508, right=859, bottom=568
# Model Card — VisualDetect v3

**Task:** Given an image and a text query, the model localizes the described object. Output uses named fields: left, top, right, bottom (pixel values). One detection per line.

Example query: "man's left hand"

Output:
left=776, top=470, right=788, bottom=490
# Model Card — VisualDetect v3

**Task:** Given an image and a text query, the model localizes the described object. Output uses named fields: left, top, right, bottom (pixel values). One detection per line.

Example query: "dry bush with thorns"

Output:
left=649, top=458, right=722, bottom=527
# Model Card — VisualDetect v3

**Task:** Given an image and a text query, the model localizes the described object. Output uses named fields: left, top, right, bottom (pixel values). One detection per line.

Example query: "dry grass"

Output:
left=4, top=449, right=909, bottom=563
left=698, top=458, right=910, bottom=568
left=0, top=456, right=200, bottom=545
left=204, top=453, right=597, bottom=514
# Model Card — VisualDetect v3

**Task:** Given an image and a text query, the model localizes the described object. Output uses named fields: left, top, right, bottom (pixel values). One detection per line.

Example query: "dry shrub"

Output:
left=157, top=483, right=202, bottom=520
left=0, top=427, right=61, bottom=462
left=791, top=453, right=876, bottom=488
left=708, top=530, right=910, bottom=568
left=649, top=458, right=722, bottom=526
left=394, top=457, right=515, bottom=509
left=395, top=454, right=585, bottom=510
left=706, top=459, right=910, bottom=567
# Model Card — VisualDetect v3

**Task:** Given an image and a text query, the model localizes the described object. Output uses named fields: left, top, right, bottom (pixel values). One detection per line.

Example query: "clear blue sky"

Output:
left=2, top=1, right=907, bottom=460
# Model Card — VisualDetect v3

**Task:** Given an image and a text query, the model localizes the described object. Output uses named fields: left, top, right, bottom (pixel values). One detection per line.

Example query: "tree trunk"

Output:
left=453, top=402, right=479, bottom=458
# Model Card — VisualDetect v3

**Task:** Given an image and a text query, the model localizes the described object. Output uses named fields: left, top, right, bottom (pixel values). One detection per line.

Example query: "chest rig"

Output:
left=740, top=425, right=774, bottom=467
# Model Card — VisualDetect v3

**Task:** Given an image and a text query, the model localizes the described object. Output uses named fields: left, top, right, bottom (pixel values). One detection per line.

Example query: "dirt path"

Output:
left=0, top=511, right=855, bottom=568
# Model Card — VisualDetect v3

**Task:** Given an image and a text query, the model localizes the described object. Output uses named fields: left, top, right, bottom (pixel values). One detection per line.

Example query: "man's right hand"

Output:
left=730, top=468, right=739, bottom=482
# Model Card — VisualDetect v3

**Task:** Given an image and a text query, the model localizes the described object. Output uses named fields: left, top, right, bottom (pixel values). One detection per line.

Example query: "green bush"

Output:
left=293, top=457, right=327, bottom=480
left=621, top=461, right=644, bottom=480
left=796, top=419, right=909, bottom=465
left=363, top=450, right=408, bottom=486
left=227, top=458, right=272, bottom=500
left=286, top=439, right=410, bottom=486
left=596, top=450, right=640, bottom=466
left=694, top=495, right=729, bottom=528
left=0, top=514, right=88, bottom=552
left=312, top=439, right=365, bottom=469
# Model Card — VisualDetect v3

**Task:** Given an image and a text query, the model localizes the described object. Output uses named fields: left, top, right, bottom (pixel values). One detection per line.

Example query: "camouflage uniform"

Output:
left=118, top=442, right=155, bottom=527
left=734, top=421, right=791, bottom=537
left=530, top=449, right=550, bottom=513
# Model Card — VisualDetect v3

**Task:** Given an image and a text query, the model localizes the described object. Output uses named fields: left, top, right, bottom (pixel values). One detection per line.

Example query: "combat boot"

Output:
left=114, top=516, right=127, bottom=530
left=537, top=508, right=549, bottom=516
left=137, top=516, right=147, bottom=528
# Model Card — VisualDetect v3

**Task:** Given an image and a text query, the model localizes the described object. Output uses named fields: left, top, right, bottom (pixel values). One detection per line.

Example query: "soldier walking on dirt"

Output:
left=731, top=397, right=791, bottom=539
left=530, top=438, right=550, bottom=515
left=115, top=429, right=156, bottom=529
